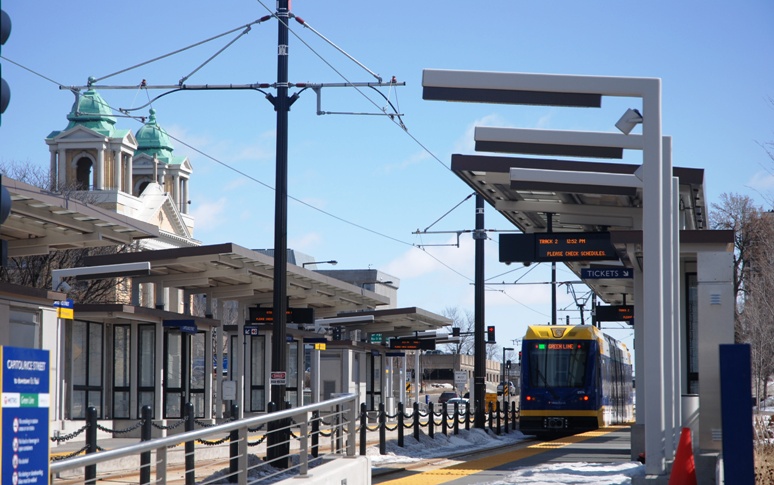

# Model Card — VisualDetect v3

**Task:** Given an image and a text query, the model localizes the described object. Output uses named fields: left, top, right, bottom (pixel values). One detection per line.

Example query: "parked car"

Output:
left=438, top=391, right=459, bottom=404
left=497, top=381, right=516, bottom=396
left=445, top=397, right=470, bottom=415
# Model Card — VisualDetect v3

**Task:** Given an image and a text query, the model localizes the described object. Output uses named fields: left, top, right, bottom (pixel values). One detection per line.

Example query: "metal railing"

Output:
left=50, top=393, right=358, bottom=485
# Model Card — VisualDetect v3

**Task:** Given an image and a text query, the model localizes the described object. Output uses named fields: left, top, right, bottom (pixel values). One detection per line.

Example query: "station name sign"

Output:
left=249, top=307, right=314, bottom=324
left=500, top=232, right=618, bottom=263
left=389, top=338, right=436, bottom=350
left=595, top=305, right=634, bottom=324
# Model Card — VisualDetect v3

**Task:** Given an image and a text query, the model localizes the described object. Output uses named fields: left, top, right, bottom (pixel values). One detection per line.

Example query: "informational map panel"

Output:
left=0, top=346, right=50, bottom=485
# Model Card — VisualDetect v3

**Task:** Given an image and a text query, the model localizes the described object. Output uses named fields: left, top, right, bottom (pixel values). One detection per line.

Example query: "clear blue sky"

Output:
left=1, top=1, right=772, bottom=358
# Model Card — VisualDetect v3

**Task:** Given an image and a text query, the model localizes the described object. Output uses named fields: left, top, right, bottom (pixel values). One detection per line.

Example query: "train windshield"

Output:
left=528, top=341, right=589, bottom=388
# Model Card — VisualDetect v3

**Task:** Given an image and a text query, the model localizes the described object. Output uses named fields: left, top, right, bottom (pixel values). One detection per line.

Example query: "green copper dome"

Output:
left=63, top=86, right=117, bottom=136
left=135, top=109, right=176, bottom=162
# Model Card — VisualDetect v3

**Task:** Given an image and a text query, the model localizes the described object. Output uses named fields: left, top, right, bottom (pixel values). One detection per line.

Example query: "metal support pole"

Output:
left=269, top=0, right=291, bottom=468
left=473, top=194, right=486, bottom=428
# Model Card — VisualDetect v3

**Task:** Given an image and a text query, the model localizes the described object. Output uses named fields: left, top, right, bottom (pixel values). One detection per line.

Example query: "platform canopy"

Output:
left=1, top=176, right=159, bottom=256
left=84, top=243, right=390, bottom=316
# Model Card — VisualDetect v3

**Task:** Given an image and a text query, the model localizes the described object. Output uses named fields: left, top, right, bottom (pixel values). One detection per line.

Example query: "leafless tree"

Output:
left=711, top=193, right=774, bottom=405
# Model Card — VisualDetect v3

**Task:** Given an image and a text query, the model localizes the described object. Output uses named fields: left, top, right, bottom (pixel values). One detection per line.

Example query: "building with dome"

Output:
left=45, top=85, right=198, bottom=250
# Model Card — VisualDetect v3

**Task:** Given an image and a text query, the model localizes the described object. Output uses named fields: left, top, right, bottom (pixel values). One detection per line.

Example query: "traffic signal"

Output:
left=486, top=325, right=495, bottom=342
left=0, top=7, right=10, bottom=125
left=452, top=327, right=460, bottom=337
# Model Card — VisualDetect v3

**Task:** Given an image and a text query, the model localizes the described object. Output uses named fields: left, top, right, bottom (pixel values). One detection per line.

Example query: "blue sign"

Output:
left=163, top=319, right=198, bottom=334
left=581, top=267, right=633, bottom=279
left=244, top=325, right=260, bottom=336
left=0, top=346, right=50, bottom=484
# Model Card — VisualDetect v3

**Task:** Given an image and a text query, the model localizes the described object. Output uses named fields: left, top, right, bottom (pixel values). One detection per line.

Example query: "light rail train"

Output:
left=519, top=324, right=634, bottom=438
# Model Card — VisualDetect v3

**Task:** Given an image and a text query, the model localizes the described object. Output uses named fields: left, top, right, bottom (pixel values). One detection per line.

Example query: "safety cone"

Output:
left=668, top=427, right=697, bottom=485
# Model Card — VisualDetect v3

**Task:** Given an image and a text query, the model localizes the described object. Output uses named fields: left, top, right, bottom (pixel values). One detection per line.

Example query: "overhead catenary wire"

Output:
left=4, top=12, right=549, bottom=320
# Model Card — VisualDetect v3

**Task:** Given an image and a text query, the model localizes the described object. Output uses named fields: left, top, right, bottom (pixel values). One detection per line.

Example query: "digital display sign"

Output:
left=389, top=338, right=436, bottom=350
left=595, top=305, right=634, bottom=324
left=248, top=307, right=315, bottom=324
left=535, top=342, right=585, bottom=351
left=500, top=232, right=618, bottom=263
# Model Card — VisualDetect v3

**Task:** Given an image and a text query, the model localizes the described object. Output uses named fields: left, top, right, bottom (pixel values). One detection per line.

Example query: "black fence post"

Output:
left=378, top=403, right=386, bottom=455
left=428, top=402, right=434, bottom=439
left=453, top=402, right=460, bottom=435
left=185, top=402, right=195, bottom=485
left=311, top=410, right=320, bottom=458
left=496, top=401, right=502, bottom=435
left=504, top=399, right=510, bottom=433
left=511, top=401, right=517, bottom=431
left=413, top=402, right=420, bottom=441
left=441, top=403, right=448, bottom=436
left=488, top=402, right=493, bottom=432
left=140, top=405, right=152, bottom=485
left=359, top=404, right=367, bottom=456
left=397, top=402, right=404, bottom=447
left=465, top=402, right=470, bottom=431
left=85, top=406, right=98, bottom=484
left=229, top=403, right=239, bottom=477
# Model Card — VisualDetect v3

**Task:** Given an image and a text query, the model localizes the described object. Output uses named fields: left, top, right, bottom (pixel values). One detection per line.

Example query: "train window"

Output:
left=528, top=341, right=588, bottom=388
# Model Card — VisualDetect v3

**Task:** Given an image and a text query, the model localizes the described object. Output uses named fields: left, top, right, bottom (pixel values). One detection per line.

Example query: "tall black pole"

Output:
left=269, top=0, right=290, bottom=466
left=473, top=195, right=486, bottom=428
left=547, top=213, right=556, bottom=325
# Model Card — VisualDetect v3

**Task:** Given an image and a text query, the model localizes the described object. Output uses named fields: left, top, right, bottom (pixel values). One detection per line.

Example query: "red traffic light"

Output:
left=486, top=325, right=495, bottom=342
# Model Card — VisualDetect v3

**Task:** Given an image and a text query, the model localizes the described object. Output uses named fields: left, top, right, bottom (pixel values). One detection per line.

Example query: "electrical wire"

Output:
left=4, top=15, right=548, bottom=318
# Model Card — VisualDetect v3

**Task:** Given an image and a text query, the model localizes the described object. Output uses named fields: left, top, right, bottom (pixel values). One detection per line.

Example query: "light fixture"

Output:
left=301, top=260, right=338, bottom=268
left=615, top=108, right=643, bottom=135
left=55, top=281, right=71, bottom=293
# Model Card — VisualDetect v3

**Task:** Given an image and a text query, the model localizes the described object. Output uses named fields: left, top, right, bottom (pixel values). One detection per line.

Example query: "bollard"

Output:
left=229, top=403, right=239, bottom=477
left=413, top=402, right=420, bottom=441
left=140, top=405, right=152, bottom=485
left=185, top=402, right=195, bottom=485
left=428, top=402, right=434, bottom=439
left=441, top=402, right=448, bottom=436
left=378, top=403, right=386, bottom=455
left=453, top=402, right=460, bottom=435
left=311, top=410, right=320, bottom=458
left=488, top=402, right=494, bottom=432
left=496, top=401, right=501, bottom=435
left=465, top=402, right=470, bottom=431
left=85, top=406, right=98, bottom=484
left=511, top=402, right=517, bottom=431
left=503, top=399, right=509, bottom=433
left=359, top=403, right=367, bottom=456
left=397, top=402, right=404, bottom=447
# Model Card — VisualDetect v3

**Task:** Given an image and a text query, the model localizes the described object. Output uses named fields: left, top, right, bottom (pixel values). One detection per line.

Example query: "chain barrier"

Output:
left=247, top=423, right=266, bottom=432
left=151, top=418, right=186, bottom=431
left=50, top=445, right=89, bottom=461
left=50, top=424, right=88, bottom=443
left=247, top=434, right=267, bottom=447
left=96, top=420, right=144, bottom=435
left=197, top=435, right=231, bottom=446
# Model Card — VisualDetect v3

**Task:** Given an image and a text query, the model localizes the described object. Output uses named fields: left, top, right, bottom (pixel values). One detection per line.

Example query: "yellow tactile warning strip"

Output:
left=380, top=426, right=628, bottom=485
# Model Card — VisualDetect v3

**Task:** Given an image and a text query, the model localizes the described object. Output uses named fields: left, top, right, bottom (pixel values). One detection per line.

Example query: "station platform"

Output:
left=373, top=426, right=634, bottom=485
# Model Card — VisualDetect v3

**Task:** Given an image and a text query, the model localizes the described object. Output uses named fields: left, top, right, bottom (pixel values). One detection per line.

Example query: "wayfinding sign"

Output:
left=500, top=232, right=618, bottom=263
left=581, top=267, right=633, bottom=279
left=0, top=346, right=50, bottom=485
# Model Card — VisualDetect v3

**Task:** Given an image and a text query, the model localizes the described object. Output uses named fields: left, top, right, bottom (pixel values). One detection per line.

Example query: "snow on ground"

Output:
left=204, top=427, right=645, bottom=484
left=368, top=427, right=645, bottom=484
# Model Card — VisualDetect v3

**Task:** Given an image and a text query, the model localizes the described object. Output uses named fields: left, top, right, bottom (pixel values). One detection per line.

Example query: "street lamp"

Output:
left=301, top=260, right=337, bottom=268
